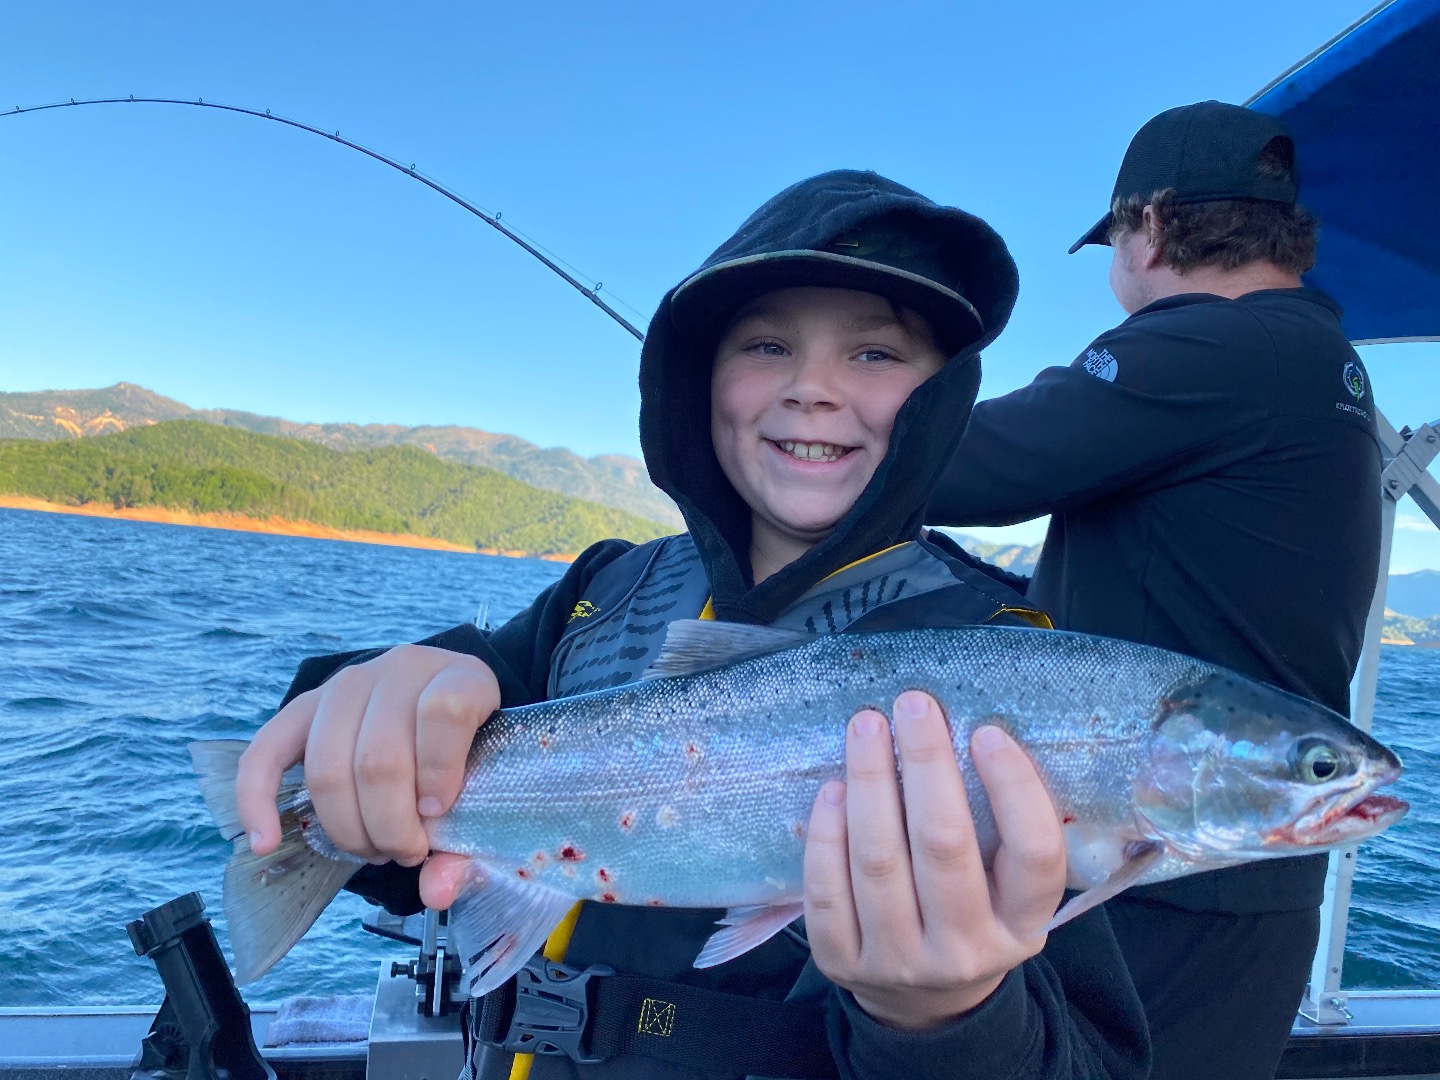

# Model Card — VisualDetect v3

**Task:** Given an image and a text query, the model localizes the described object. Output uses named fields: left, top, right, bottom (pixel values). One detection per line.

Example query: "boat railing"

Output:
left=1300, top=407, right=1440, bottom=1027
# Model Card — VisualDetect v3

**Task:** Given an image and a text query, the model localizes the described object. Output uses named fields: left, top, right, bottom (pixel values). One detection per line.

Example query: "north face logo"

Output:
left=1082, top=347, right=1118, bottom=382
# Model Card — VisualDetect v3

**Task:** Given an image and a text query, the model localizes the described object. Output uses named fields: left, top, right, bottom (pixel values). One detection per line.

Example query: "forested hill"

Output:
left=0, top=383, right=683, bottom=530
left=0, top=421, right=669, bottom=555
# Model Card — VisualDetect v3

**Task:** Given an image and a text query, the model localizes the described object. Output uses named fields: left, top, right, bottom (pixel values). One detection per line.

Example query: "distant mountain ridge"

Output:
left=0, top=383, right=684, bottom=530
left=1387, top=570, right=1440, bottom=619
left=6, top=386, right=1430, bottom=623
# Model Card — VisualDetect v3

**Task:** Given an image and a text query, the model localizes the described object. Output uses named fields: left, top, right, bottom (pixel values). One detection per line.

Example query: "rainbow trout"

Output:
left=192, top=620, right=1407, bottom=995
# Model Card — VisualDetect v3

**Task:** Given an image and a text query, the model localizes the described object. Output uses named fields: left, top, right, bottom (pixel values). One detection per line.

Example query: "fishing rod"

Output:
left=4, top=96, right=646, bottom=341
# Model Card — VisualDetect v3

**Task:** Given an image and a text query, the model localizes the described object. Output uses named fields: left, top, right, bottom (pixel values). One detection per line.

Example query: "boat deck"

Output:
left=2, top=978, right=1436, bottom=1080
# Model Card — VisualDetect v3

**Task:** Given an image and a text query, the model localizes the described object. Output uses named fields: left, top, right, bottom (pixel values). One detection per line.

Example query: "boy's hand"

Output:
left=235, top=646, right=499, bottom=894
left=803, top=690, right=1066, bottom=1030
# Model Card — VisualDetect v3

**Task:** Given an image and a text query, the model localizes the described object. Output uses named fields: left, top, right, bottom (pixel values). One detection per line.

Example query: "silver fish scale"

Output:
left=426, top=626, right=1214, bottom=907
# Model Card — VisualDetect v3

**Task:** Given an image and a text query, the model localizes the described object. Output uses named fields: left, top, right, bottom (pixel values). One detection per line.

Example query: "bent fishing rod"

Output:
left=5, top=96, right=645, bottom=341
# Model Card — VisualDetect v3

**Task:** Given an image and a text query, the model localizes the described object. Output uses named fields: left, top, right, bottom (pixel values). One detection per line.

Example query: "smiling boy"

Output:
left=236, top=170, right=1149, bottom=1080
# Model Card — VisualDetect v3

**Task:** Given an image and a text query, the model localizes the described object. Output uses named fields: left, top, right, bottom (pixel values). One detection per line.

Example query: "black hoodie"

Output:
left=641, top=169, right=1021, bottom=625
left=283, top=171, right=1149, bottom=1080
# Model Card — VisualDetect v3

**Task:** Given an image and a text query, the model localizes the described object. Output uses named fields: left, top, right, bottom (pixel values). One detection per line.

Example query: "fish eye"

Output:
left=1293, top=738, right=1346, bottom=784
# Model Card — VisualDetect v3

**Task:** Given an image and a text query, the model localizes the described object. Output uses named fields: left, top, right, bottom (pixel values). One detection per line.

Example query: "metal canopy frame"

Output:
left=1243, top=0, right=1440, bottom=1028
left=1301, top=408, right=1440, bottom=1025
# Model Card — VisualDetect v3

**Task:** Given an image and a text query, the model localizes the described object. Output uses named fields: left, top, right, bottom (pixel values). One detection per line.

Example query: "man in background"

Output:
left=929, top=101, right=1383, bottom=1080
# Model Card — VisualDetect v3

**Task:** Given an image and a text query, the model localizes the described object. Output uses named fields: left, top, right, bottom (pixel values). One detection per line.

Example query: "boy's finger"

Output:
left=842, top=708, right=920, bottom=953
left=303, top=670, right=377, bottom=858
left=890, top=692, right=991, bottom=939
left=419, top=852, right=473, bottom=911
left=236, top=691, right=318, bottom=854
left=354, top=676, right=428, bottom=867
left=802, top=781, right=860, bottom=969
left=414, top=658, right=498, bottom=817
left=972, top=726, right=1067, bottom=936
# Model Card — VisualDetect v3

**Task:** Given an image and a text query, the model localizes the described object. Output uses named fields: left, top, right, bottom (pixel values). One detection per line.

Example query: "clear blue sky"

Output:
left=2, top=0, right=1437, bottom=569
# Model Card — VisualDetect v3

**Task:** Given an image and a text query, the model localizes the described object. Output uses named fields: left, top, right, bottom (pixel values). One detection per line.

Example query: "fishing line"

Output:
left=4, top=96, right=646, bottom=341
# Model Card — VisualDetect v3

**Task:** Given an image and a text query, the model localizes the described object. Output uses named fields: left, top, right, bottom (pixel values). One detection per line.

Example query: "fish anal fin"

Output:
left=694, top=901, right=805, bottom=968
left=642, top=620, right=814, bottom=681
left=449, top=861, right=580, bottom=997
left=1044, top=840, right=1165, bottom=932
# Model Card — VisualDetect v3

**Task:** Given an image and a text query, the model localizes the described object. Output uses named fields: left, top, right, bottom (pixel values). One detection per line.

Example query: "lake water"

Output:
left=0, top=507, right=1435, bottom=1006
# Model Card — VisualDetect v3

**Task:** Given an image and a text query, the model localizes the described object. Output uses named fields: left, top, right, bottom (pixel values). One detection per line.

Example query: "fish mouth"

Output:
left=1270, top=774, right=1409, bottom=848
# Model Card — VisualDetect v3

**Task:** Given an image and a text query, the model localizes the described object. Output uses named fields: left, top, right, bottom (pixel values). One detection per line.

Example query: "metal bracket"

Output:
left=1300, top=989, right=1353, bottom=1026
left=363, top=908, right=462, bottom=1018
left=415, top=908, right=460, bottom=1018
left=1380, top=420, right=1440, bottom=503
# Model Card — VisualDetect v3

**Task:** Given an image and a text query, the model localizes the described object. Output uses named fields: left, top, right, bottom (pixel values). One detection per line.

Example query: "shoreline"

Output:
left=0, top=495, right=577, bottom=563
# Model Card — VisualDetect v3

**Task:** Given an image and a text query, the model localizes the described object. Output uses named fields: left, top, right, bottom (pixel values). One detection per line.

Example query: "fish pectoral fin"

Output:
left=694, top=902, right=806, bottom=968
left=1044, top=840, right=1165, bottom=933
left=448, top=862, right=580, bottom=998
left=642, top=620, right=815, bottom=680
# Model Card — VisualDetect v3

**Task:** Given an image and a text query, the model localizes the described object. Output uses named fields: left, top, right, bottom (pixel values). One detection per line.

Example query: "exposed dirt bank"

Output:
left=0, top=495, right=577, bottom=562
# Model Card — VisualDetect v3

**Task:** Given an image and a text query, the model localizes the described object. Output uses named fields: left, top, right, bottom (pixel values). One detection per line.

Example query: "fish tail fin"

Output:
left=189, top=739, right=360, bottom=984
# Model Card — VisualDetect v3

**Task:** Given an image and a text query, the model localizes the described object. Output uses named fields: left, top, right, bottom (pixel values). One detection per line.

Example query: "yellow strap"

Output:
left=698, top=543, right=911, bottom=623
left=817, top=541, right=908, bottom=583
left=506, top=902, right=586, bottom=1080
left=990, top=606, right=1054, bottom=630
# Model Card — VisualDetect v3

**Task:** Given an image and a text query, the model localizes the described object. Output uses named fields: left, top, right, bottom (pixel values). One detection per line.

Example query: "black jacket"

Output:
left=929, top=286, right=1383, bottom=912
left=282, top=171, right=1150, bottom=1080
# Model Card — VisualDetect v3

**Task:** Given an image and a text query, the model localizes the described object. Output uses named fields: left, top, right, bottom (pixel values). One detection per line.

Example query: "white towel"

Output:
left=264, top=993, right=373, bottom=1046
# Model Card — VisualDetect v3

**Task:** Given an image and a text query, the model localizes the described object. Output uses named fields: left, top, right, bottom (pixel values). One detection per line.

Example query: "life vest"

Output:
left=548, top=534, right=1047, bottom=699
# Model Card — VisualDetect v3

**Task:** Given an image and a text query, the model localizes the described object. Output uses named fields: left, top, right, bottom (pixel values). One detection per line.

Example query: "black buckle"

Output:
left=495, top=955, right=614, bottom=1063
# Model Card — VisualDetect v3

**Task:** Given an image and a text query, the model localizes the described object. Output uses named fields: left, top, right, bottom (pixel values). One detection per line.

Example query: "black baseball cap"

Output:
left=670, top=216, right=985, bottom=356
left=1069, top=100, right=1299, bottom=254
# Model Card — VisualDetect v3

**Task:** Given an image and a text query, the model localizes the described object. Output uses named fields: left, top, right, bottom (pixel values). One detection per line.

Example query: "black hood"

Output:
left=639, top=169, right=1018, bottom=624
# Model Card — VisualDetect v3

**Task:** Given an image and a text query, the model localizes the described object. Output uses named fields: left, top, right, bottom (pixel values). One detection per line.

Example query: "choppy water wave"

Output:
left=0, top=507, right=1436, bottom=1005
left=0, top=508, right=565, bottom=1005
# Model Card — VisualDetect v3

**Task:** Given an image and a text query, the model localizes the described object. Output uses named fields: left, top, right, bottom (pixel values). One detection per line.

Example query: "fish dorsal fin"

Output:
left=641, top=619, right=815, bottom=681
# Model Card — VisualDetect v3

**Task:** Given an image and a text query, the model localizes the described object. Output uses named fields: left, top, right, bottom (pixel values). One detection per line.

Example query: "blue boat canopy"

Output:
left=1249, top=0, right=1440, bottom=345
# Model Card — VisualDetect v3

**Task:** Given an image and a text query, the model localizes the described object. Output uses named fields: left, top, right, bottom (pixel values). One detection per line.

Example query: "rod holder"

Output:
left=127, top=892, right=275, bottom=1080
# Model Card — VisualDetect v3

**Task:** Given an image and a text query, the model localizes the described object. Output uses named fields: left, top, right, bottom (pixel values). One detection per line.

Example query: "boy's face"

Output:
left=710, top=286, right=946, bottom=558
